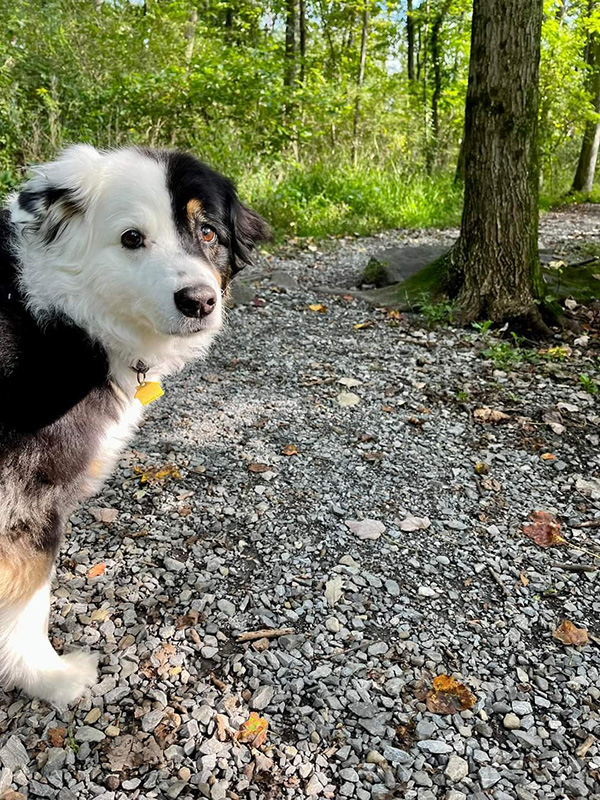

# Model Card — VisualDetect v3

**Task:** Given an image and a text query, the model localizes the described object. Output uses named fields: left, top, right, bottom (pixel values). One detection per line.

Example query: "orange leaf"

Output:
left=236, top=712, right=268, bottom=748
left=48, top=727, right=66, bottom=747
left=281, top=444, right=298, bottom=456
left=88, top=562, right=106, bottom=578
left=553, top=619, right=589, bottom=647
left=522, top=510, right=566, bottom=548
left=541, top=453, right=556, bottom=461
left=425, top=675, right=475, bottom=715
left=248, top=463, right=269, bottom=473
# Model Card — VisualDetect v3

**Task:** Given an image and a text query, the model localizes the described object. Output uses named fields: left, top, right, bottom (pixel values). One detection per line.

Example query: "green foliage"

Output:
left=0, top=0, right=598, bottom=239
left=242, top=164, right=463, bottom=239
left=579, top=372, right=599, bottom=394
left=419, top=297, right=455, bottom=326
left=482, top=333, right=539, bottom=370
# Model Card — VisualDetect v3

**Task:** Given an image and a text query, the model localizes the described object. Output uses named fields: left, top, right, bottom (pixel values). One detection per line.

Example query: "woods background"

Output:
left=0, top=0, right=598, bottom=240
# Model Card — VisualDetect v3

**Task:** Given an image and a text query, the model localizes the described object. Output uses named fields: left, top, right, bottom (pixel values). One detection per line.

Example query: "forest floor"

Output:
left=1, top=206, right=600, bottom=800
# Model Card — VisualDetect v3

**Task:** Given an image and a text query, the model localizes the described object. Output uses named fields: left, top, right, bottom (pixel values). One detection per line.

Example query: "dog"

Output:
left=0, top=145, right=269, bottom=706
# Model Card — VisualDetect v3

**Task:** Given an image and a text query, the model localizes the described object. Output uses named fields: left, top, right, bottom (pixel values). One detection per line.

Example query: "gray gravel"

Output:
left=1, top=214, right=599, bottom=800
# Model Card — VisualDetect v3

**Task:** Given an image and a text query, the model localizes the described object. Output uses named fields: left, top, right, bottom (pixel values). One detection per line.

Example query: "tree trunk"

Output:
left=352, top=1, right=369, bottom=166
left=284, top=0, right=298, bottom=90
left=299, top=0, right=307, bottom=84
left=407, top=0, right=415, bottom=82
left=445, top=0, right=546, bottom=329
left=427, top=0, right=451, bottom=172
left=572, top=23, right=600, bottom=193
left=184, top=8, right=198, bottom=69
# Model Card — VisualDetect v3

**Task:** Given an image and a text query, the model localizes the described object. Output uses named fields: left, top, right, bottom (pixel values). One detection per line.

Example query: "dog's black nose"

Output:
left=174, top=285, right=217, bottom=318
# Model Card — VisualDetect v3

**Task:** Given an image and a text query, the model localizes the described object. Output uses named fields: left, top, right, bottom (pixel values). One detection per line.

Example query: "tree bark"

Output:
left=444, top=0, right=546, bottom=329
left=352, top=1, right=370, bottom=166
left=572, top=19, right=600, bottom=194
left=427, top=0, right=451, bottom=172
left=299, top=0, right=307, bottom=84
left=184, top=8, right=198, bottom=69
left=407, top=0, right=415, bottom=82
left=284, top=0, right=298, bottom=90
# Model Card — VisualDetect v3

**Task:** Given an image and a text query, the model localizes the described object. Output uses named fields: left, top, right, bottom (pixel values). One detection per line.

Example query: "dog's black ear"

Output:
left=230, top=201, right=271, bottom=274
left=10, top=145, right=100, bottom=243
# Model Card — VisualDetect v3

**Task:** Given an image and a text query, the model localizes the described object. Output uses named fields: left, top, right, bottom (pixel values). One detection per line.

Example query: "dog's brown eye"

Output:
left=121, top=229, right=144, bottom=249
left=200, top=225, right=217, bottom=244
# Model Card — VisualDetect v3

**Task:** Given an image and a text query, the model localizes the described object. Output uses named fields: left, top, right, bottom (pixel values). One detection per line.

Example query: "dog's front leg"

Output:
left=0, top=551, right=97, bottom=706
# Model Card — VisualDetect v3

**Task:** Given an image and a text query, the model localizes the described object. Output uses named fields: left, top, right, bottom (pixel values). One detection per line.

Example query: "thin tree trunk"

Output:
left=184, top=8, right=198, bottom=69
left=407, top=0, right=415, bottom=82
left=299, top=0, right=307, bottom=84
left=427, top=0, right=451, bottom=173
left=352, top=1, right=369, bottom=166
left=572, top=18, right=600, bottom=193
left=284, top=0, right=298, bottom=90
left=445, top=0, right=546, bottom=329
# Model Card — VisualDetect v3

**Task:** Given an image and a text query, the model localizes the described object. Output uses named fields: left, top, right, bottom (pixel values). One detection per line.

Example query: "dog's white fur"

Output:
left=1, top=145, right=232, bottom=705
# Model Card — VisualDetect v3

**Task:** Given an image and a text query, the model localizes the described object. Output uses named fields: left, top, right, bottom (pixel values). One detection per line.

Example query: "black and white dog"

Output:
left=0, top=145, right=269, bottom=705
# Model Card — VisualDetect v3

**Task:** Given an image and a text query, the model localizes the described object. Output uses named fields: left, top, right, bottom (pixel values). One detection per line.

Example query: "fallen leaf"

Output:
left=281, top=444, right=298, bottom=456
left=248, top=463, right=270, bottom=473
left=399, top=515, right=431, bottom=532
left=576, top=734, right=596, bottom=758
left=87, top=562, right=106, bottom=578
left=236, top=712, right=269, bottom=748
left=89, top=507, right=118, bottom=524
left=337, top=391, right=360, bottom=407
left=541, top=453, right=556, bottom=461
left=474, top=462, right=489, bottom=475
left=354, top=320, right=374, bottom=330
left=47, top=727, right=66, bottom=747
left=177, top=490, right=194, bottom=500
left=522, top=510, right=566, bottom=548
left=425, top=675, right=475, bottom=715
left=215, top=714, right=230, bottom=741
left=346, top=519, right=385, bottom=540
left=553, top=619, right=589, bottom=647
left=342, top=294, right=354, bottom=301
left=338, top=377, right=363, bottom=388
left=481, top=477, right=502, bottom=492
left=363, top=451, right=384, bottom=462
left=308, top=303, right=327, bottom=313
left=381, top=404, right=395, bottom=412
left=474, top=407, right=510, bottom=424
left=325, top=575, right=344, bottom=607
left=519, top=573, right=529, bottom=587
left=134, top=464, right=181, bottom=484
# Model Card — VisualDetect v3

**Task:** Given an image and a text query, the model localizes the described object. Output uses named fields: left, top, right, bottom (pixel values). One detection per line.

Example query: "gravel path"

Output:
left=1, top=212, right=600, bottom=800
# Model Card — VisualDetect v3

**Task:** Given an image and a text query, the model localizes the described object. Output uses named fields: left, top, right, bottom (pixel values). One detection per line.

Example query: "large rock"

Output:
left=361, top=245, right=449, bottom=288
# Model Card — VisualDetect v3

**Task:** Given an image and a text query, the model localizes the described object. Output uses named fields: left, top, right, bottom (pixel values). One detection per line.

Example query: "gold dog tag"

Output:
left=135, top=381, right=164, bottom=406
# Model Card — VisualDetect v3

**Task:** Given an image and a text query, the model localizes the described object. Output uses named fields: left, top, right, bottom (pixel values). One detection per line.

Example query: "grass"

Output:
left=240, top=162, right=463, bottom=242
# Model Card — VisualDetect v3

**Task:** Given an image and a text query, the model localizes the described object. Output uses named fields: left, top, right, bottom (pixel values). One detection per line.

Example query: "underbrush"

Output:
left=238, top=162, right=463, bottom=241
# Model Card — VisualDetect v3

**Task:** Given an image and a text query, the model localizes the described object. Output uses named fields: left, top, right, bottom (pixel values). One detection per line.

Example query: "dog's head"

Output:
left=9, top=145, right=270, bottom=370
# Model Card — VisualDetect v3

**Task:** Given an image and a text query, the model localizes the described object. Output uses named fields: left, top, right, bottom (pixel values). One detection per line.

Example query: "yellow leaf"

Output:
left=308, top=303, right=327, bottom=313
left=354, top=320, right=374, bottom=330
left=425, top=675, right=475, bottom=715
left=281, top=444, right=298, bottom=456
left=236, top=712, right=269, bottom=748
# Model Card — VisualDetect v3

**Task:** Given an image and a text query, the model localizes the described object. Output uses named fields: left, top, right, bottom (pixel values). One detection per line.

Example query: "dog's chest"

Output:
left=87, top=395, right=143, bottom=491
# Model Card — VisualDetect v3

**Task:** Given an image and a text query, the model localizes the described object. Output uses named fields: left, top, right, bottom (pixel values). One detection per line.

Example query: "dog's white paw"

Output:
left=22, top=650, right=99, bottom=707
